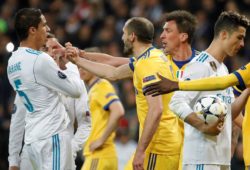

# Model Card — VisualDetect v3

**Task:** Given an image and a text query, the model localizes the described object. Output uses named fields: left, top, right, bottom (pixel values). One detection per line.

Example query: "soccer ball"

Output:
left=193, top=95, right=227, bottom=124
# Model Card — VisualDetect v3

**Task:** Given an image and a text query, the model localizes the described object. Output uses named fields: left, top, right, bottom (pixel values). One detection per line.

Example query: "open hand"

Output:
left=133, top=151, right=145, bottom=170
left=143, top=73, right=179, bottom=96
left=65, top=42, right=79, bottom=64
left=89, top=139, right=104, bottom=152
left=203, top=114, right=225, bottom=136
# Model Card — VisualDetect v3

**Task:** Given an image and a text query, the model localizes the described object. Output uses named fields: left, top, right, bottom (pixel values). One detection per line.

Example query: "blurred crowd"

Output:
left=1, top=0, right=250, bottom=169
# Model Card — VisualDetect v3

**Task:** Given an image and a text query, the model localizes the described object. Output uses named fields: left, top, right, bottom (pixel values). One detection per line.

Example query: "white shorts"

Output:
left=24, top=130, right=74, bottom=170
left=183, top=164, right=230, bottom=170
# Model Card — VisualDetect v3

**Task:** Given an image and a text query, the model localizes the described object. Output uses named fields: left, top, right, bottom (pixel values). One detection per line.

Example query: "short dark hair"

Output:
left=14, top=8, right=42, bottom=41
left=165, top=10, right=197, bottom=43
left=214, top=11, right=250, bottom=37
left=125, top=17, right=154, bottom=43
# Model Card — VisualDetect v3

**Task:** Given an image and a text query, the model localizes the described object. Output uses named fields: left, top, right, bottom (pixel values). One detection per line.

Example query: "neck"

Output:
left=206, top=39, right=226, bottom=63
left=171, top=44, right=192, bottom=61
left=133, top=43, right=152, bottom=58
left=87, top=76, right=98, bottom=87
left=20, top=39, right=40, bottom=50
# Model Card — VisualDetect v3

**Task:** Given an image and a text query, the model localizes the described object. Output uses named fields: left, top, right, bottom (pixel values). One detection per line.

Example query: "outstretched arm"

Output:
left=231, top=88, right=250, bottom=120
left=89, top=101, right=124, bottom=152
left=79, top=50, right=129, bottom=67
left=133, top=95, right=163, bottom=170
left=66, top=44, right=133, bottom=81
left=144, top=73, right=239, bottom=96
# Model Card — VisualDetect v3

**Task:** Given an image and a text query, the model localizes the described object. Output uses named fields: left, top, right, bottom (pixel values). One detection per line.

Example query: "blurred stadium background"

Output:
left=1, top=0, right=250, bottom=169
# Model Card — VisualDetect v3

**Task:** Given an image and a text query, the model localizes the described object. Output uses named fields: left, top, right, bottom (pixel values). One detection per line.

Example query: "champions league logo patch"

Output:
left=209, top=61, right=217, bottom=72
left=58, top=71, right=67, bottom=79
left=240, top=66, right=246, bottom=70
left=143, top=75, right=156, bottom=83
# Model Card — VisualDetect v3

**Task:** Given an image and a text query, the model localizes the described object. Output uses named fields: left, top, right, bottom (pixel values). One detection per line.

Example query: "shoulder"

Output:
left=35, top=52, right=55, bottom=68
left=97, top=79, right=114, bottom=90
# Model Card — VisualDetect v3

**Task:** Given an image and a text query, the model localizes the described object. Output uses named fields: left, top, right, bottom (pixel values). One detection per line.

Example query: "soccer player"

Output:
left=66, top=16, right=210, bottom=170
left=144, top=11, right=250, bottom=170
left=7, top=8, right=83, bottom=170
left=79, top=48, right=124, bottom=170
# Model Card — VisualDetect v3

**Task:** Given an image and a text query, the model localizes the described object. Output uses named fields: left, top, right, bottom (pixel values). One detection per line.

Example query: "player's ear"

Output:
left=29, top=27, right=37, bottom=35
left=130, top=32, right=136, bottom=42
left=220, top=30, right=228, bottom=40
left=180, top=33, right=188, bottom=42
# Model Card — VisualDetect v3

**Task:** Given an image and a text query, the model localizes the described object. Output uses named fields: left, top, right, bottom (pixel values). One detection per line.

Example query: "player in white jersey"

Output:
left=169, top=11, right=250, bottom=170
left=8, top=36, right=91, bottom=170
left=7, top=8, right=83, bottom=170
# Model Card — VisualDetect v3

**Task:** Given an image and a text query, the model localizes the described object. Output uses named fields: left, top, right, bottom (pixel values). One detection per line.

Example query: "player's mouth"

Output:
left=161, top=42, right=167, bottom=48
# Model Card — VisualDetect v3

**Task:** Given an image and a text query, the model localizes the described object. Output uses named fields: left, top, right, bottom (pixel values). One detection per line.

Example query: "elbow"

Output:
left=70, top=87, right=83, bottom=98
left=106, top=76, right=119, bottom=82
left=106, top=71, right=121, bottom=82
left=118, top=107, right=125, bottom=118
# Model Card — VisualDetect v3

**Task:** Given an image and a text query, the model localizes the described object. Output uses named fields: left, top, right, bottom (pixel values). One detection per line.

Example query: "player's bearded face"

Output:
left=122, top=27, right=133, bottom=56
left=123, top=40, right=133, bottom=55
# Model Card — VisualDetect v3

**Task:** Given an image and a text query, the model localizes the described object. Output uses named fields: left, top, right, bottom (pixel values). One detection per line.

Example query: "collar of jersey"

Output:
left=202, top=51, right=221, bottom=66
left=88, top=78, right=100, bottom=90
left=137, top=46, right=155, bottom=60
left=172, top=48, right=196, bottom=69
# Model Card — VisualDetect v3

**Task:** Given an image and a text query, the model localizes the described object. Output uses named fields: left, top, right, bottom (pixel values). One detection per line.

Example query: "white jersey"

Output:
left=7, top=47, right=83, bottom=144
left=8, top=95, right=26, bottom=167
left=8, top=82, right=91, bottom=167
left=61, top=80, right=91, bottom=157
left=170, top=51, right=234, bottom=165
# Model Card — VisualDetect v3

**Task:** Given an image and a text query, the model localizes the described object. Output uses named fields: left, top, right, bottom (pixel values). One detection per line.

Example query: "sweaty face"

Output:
left=35, top=15, right=50, bottom=49
left=160, top=20, right=182, bottom=54
left=122, top=26, right=133, bottom=56
left=224, top=26, right=246, bottom=57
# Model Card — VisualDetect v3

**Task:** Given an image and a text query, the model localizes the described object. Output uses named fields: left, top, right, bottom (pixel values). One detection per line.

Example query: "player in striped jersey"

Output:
left=9, top=36, right=91, bottom=170
left=79, top=47, right=124, bottom=170
left=7, top=8, right=83, bottom=170
left=144, top=11, right=250, bottom=170
left=66, top=14, right=220, bottom=170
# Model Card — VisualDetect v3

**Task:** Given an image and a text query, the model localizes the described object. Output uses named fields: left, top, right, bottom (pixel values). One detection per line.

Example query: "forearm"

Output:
left=231, top=122, right=241, bottom=158
left=179, top=74, right=238, bottom=91
left=79, top=51, right=129, bottom=67
left=232, top=89, right=250, bottom=120
left=184, top=113, right=207, bottom=132
left=137, top=110, right=162, bottom=153
left=233, top=113, right=243, bottom=128
left=75, top=57, right=118, bottom=80
left=99, top=113, right=121, bottom=142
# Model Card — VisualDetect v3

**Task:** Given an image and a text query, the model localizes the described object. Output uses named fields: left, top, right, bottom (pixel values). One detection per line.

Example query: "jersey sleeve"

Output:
left=128, top=57, right=137, bottom=72
left=34, top=54, right=83, bottom=98
left=135, top=57, right=173, bottom=90
left=233, top=63, right=250, bottom=89
left=8, top=95, right=26, bottom=167
left=96, top=81, right=120, bottom=111
left=71, top=81, right=91, bottom=158
left=170, top=62, right=211, bottom=120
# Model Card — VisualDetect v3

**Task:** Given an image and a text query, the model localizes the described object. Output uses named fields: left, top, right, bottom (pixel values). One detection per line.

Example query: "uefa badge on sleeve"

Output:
left=58, top=71, right=67, bottom=79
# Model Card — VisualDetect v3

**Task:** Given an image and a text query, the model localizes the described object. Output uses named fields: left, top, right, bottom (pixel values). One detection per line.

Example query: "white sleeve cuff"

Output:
left=8, top=156, right=20, bottom=167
